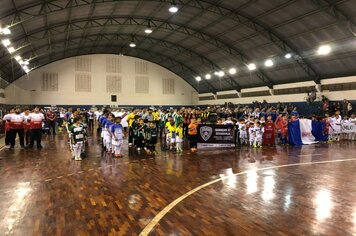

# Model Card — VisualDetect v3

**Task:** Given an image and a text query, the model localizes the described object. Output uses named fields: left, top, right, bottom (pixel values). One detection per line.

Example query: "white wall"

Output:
left=199, top=76, right=356, bottom=105
left=5, top=54, right=197, bottom=106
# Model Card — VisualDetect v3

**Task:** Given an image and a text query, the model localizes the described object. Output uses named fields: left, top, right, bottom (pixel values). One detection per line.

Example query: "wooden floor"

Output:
left=0, top=130, right=355, bottom=236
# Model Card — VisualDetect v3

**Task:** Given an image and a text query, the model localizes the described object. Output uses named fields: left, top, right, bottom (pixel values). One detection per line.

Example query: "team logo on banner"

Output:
left=200, top=126, right=213, bottom=141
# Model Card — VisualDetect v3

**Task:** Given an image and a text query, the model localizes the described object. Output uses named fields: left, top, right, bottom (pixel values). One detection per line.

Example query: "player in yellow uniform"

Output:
left=165, top=117, right=176, bottom=151
left=175, top=123, right=184, bottom=153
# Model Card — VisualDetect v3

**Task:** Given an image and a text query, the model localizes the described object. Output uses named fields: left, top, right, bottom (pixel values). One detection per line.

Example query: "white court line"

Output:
left=139, top=158, right=356, bottom=236
left=298, top=154, right=323, bottom=157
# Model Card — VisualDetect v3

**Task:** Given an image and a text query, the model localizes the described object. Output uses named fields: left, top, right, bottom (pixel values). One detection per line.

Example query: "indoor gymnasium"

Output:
left=0, top=0, right=356, bottom=235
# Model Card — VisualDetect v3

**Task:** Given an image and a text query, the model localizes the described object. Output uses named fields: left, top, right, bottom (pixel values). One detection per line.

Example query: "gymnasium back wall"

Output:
left=4, top=54, right=199, bottom=106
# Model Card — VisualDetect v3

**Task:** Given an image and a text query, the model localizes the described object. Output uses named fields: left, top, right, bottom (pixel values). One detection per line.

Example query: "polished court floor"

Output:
left=0, top=131, right=355, bottom=236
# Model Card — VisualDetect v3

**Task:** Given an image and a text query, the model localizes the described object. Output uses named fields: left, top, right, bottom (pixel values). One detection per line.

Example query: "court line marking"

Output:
left=139, top=158, right=356, bottom=236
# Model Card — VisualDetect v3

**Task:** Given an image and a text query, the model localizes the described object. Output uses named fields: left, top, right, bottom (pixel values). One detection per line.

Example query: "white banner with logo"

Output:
left=299, top=119, right=318, bottom=145
left=341, top=123, right=356, bottom=133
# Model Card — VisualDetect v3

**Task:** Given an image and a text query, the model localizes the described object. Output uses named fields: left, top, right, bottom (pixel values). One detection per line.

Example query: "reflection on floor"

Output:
left=0, top=131, right=355, bottom=235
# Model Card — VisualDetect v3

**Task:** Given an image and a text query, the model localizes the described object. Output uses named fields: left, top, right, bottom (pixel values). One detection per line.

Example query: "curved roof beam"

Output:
left=5, top=17, right=274, bottom=88
left=9, top=33, right=241, bottom=91
left=311, top=0, right=356, bottom=37
left=1, top=0, right=322, bottom=83
left=5, top=42, right=219, bottom=93
left=12, top=27, right=242, bottom=91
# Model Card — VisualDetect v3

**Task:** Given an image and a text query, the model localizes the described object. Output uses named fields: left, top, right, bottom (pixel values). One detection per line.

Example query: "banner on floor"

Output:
left=341, top=123, right=356, bottom=133
left=197, top=124, right=236, bottom=148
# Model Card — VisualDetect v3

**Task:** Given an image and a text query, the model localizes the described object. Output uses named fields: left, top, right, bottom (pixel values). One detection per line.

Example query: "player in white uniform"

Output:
left=331, top=112, right=342, bottom=141
left=248, top=122, right=255, bottom=146
left=349, top=113, right=356, bottom=141
left=254, top=121, right=264, bottom=148
left=238, top=120, right=248, bottom=145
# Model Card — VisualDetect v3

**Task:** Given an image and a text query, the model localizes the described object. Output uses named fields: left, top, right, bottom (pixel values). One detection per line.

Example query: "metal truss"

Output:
left=8, top=32, right=242, bottom=92
left=2, top=4, right=275, bottom=87
left=311, top=0, right=355, bottom=37
left=5, top=40, right=220, bottom=93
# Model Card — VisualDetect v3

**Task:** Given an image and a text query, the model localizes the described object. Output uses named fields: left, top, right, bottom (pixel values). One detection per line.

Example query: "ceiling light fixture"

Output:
left=205, top=74, right=211, bottom=80
left=0, top=27, right=11, bottom=35
left=317, top=45, right=331, bottom=55
left=264, top=59, right=274, bottom=67
left=196, top=76, right=201, bottom=82
left=247, top=63, right=256, bottom=71
left=14, top=55, right=22, bottom=61
left=169, top=5, right=178, bottom=13
left=218, top=71, right=225, bottom=77
left=2, top=39, right=11, bottom=47
left=8, top=47, right=15, bottom=53
left=129, top=42, right=136, bottom=48
left=229, top=68, right=237, bottom=75
left=285, top=53, right=292, bottom=59
left=144, top=28, right=153, bottom=34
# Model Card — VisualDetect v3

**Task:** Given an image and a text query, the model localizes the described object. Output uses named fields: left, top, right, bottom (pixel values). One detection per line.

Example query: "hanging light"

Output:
left=24, top=68, right=30, bottom=73
left=169, top=1, right=179, bottom=13
left=285, top=53, right=292, bottom=59
left=14, top=55, right=22, bottom=61
left=264, top=59, right=274, bottom=67
left=205, top=74, right=211, bottom=80
left=229, top=68, right=237, bottom=75
left=218, top=71, right=225, bottom=77
left=145, top=20, right=153, bottom=34
left=8, top=47, right=15, bottom=53
left=129, top=42, right=136, bottom=48
left=169, top=5, right=178, bottom=13
left=0, top=27, right=11, bottom=35
left=144, top=28, right=153, bottom=34
left=247, top=63, right=256, bottom=71
left=195, top=76, right=201, bottom=82
left=2, top=39, right=11, bottom=47
left=317, top=45, right=331, bottom=55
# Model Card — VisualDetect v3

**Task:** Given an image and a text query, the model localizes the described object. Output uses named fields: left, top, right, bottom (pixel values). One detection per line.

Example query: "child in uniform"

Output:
left=175, top=123, right=184, bottom=153
left=111, top=117, right=124, bottom=158
left=145, top=121, right=158, bottom=155
left=238, top=119, right=248, bottom=145
left=188, top=118, right=198, bottom=153
left=254, top=121, right=264, bottom=148
left=104, top=113, right=115, bottom=153
left=349, top=113, right=356, bottom=141
left=248, top=121, right=255, bottom=146
left=69, top=117, right=85, bottom=161
left=136, top=118, right=146, bottom=151
left=165, top=118, right=176, bottom=151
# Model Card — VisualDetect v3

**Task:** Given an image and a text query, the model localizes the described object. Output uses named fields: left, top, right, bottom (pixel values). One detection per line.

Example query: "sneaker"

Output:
left=5, top=145, right=10, bottom=149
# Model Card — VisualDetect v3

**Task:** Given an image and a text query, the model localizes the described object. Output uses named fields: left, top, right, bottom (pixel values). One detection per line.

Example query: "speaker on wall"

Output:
left=111, top=95, right=117, bottom=102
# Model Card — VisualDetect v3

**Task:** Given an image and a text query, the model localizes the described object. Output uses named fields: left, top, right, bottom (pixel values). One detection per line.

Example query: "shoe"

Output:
left=37, top=145, right=43, bottom=149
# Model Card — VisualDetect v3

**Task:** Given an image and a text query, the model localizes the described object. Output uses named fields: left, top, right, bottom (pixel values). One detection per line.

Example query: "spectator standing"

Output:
left=46, top=108, right=57, bottom=135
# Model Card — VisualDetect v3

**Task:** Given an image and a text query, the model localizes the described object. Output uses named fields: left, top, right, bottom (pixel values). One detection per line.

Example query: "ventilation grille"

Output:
left=135, top=76, right=149, bottom=93
left=106, top=56, right=122, bottom=73
left=217, top=93, right=239, bottom=99
left=274, top=86, right=314, bottom=95
left=75, top=57, right=91, bottom=72
left=75, top=74, right=91, bottom=92
left=199, top=96, right=215, bottom=101
left=41, top=72, right=58, bottom=91
left=135, top=60, right=148, bottom=74
left=106, top=75, right=122, bottom=93
left=162, top=78, right=175, bottom=94
left=321, top=82, right=356, bottom=92
left=242, top=90, right=270, bottom=97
